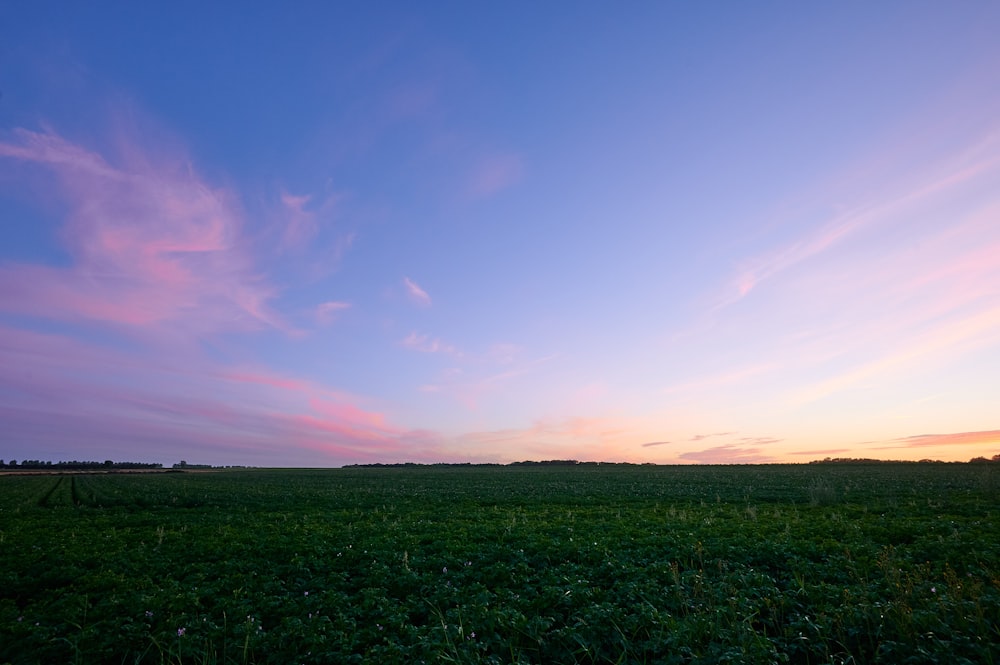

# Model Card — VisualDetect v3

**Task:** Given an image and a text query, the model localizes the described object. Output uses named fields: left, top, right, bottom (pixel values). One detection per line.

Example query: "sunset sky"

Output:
left=2, top=3, right=1000, bottom=466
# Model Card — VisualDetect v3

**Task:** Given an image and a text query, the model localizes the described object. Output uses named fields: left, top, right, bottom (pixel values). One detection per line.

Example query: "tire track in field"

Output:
left=37, top=476, right=65, bottom=507
left=70, top=475, right=82, bottom=506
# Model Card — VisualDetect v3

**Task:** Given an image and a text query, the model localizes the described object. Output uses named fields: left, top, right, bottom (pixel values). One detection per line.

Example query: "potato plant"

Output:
left=1, top=464, right=998, bottom=664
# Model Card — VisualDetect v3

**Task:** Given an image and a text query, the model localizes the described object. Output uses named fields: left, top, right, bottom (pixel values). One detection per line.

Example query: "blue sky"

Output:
left=2, top=2, right=1000, bottom=466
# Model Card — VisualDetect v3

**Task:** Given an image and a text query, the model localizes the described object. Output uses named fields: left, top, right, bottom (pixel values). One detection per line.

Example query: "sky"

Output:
left=2, top=3, right=1000, bottom=467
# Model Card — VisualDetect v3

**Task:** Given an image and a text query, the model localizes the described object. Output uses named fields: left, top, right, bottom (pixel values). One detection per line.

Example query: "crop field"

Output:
left=1, top=464, right=999, bottom=664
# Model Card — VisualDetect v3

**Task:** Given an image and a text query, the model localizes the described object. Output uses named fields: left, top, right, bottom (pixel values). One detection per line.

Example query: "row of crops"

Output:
left=1, top=464, right=998, bottom=663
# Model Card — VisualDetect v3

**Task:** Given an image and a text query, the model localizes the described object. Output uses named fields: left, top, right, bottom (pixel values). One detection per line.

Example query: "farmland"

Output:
left=1, top=464, right=998, bottom=664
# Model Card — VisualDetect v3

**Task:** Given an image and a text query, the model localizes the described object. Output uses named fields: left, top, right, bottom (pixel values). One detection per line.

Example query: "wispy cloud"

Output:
left=678, top=444, right=775, bottom=464
left=0, top=126, right=285, bottom=335
left=690, top=432, right=735, bottom=442
left=279, top=191, right=318, bottom=250
left=401, top=331, right=461, bottom=357
left=878, top=430, right=1000, bottom=449
left=467, top=152, right=523, bottom=199
left=315, top=301, right=351, bottom=325
left=680, top=125, right=1000, bottom=419
left=641, top=441, right=671, bottom=448
left=789, top=303, right=1000, bottom=406
left=0, top=324, right=442, bottom=465
left=271, top=188, right=353, bottom=282
left=403, top=276, right=431, bottom=306
left=739, top=436, right=784, bottom=445
left=0, top=122, right=454, bottom=465
left=718, top=129, right=1000, bottom=309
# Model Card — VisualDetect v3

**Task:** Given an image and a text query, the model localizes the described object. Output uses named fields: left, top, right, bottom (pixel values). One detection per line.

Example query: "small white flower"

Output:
left=177, top=627, right=186, bottom=637
left=442, top=566, right=448, bottom=574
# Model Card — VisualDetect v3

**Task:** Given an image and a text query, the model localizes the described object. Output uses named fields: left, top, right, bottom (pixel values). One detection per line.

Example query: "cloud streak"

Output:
left=720, top=129, right=1000, bottom=308
left=0, top=127, right=284, bottom=335
left=678, top=445, right=775, bottom=465
left=467, top=153, right=523, bottom=199
left=879, top=430, right=1000, bottom=449
left=279, top=191, right=318, bottom=250
left=0, top=324, right=445, bottom=465
left=690, top=432, right=735, bottom=442
left=403, top=276, right=431, bottom=306
left=0, top=123, right=443, bottom=466
left=401, top=331, right=461, bottom=356
left=315, top=301, right=351, bottom=325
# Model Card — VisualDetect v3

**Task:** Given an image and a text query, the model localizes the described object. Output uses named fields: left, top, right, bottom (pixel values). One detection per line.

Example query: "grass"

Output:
left=1, top=464, right=998, bottom=663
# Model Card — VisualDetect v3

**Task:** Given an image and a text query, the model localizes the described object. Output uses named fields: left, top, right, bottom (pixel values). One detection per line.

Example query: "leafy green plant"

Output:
left=1, top=464, right=998, bottom=663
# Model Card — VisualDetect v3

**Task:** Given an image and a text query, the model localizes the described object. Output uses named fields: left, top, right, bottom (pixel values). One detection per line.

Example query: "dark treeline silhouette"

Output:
left=351, top=457, right=1000, bottom=468
left=810, top=455, right=1000, bottom=465
left=344, top=462, right=502, bottom=469
left=172, top=461, right=214, bottom=469
left=1, top=460, right=163, bottom=470
left=344, top=460, right=654, bottom=468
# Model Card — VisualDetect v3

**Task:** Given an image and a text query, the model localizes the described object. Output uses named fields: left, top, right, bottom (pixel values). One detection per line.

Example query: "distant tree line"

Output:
left=0, top=460, right=163, bottom=470
left=171, top=461, right=214, bottom=469
left=343, top=462, right=501, bottom=469
left=344, top=460, right=657, bottom=468
left=349, top=457, right=1000, bottom=469
left=809, top=455, right=1000, bottom=465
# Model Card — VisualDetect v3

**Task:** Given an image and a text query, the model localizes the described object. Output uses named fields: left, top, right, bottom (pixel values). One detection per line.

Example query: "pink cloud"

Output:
left=220, top=369, right=319, bottom=394
left=403, top=276, right=431, bottom=306
left=467, top=153, right=522, bottom=199
left=307, top=397, right=397, bottom=433
left=678, top=444, right=775, bottom=464
left=739, top=436, right=784, bottom=445
left=275, top=189, right=347, bottom=258
left=401, top=331, right=461, bottom=356
left=684, top=134, right=1000, bottom=415
left=279, top=191, right=318, bottom=249
left=790, top=303, right=1000, bottom=406
left=383, top=81, right=439, bottom=121
left=882, top=430, right=1000, bottom=449
left=0, top=127, right=286, bottom=335
left=315, top=300, right=351, bottom=325
left=690, top=431, right=736, bottom=442
left=485, top=342, right=521, bottom=364
left=0, top=324, right=442, bottom=465
left=0, top=123, right=447, bottom=466
left=718, top=127, right=1000, bottom=308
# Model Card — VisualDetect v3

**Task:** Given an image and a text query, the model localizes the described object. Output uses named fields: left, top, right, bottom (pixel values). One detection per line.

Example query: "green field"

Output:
left=1, top=464, right=999, bottom=664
